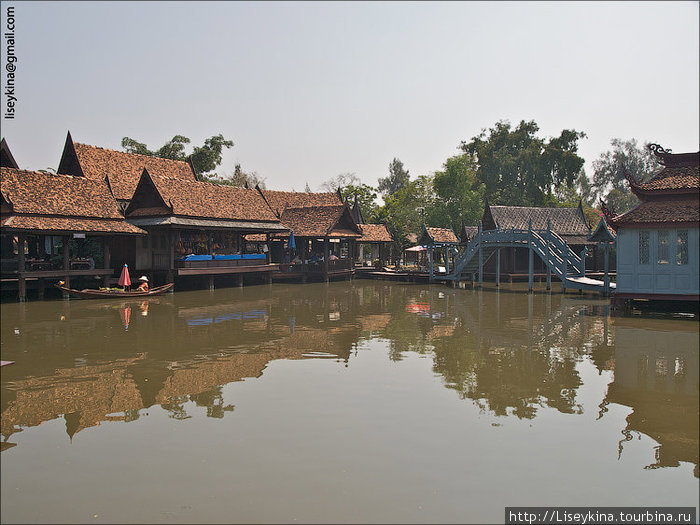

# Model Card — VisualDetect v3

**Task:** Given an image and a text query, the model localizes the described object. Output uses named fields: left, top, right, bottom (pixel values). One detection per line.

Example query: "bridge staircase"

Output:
left=438, top=221, right=614, bottom=293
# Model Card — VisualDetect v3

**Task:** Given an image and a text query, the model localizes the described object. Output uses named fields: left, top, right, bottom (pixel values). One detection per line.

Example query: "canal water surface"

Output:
left=1, top=282, right=698, bottom=523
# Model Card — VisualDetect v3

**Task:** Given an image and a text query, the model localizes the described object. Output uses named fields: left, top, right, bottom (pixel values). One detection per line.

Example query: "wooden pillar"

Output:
left=445, top=246, right=450, bottom=275
left=428, top=245, right=434, bottom=282
left=603, top=242, right=610, bottom=296
left=323, top=237, right=329, bottom=282
left=478, top=222, right=483, bottom=286
left=265, top=233, right=270, bottom=264
left=237, top=274, right=244, bottom=287
left=17, top=234, right=26, bottom=301
left=546, top=219, right=552, bottom=291
left=62, top=235, right=70, bottom=299
left=209, top=275, right=215, bottom=291
left=562, top=250, right=568, bottom=293
left=167, top=231, right=175, bottom=286
left=496, top=248, right=500, bottom=287
left=528, top=219, right=533, bottom=293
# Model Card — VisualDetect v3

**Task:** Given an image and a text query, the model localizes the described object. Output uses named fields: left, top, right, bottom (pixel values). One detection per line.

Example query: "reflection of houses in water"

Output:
left=603, top=322, right=699, bottom=477
left=1, top=288, right=368, bottom=447
left=1, top=358, right=144, bottom=444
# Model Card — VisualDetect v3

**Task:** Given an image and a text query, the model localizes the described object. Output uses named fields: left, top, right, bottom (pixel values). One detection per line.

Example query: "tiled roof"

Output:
left=613, top=199, right=699, bottom=226
left=487, top=205, right=590, bottom=235
left=1, top=167, right=123, bottom=218
left=2, top=215, right=146, bottom=234
left=72, top=143, right=197, bottom=201
left=358, top=223, right=392, bottom=243
left=258, top=189, right=343, bottom=217
left=1, top=168, right=146, bottom=234
left=425, top=227, right=459, bottom=244
left=635, top=165, right=699, bottom=192
left=279, top=205, right=360, bottom=238
left=133, top=173, right=281, bottom=223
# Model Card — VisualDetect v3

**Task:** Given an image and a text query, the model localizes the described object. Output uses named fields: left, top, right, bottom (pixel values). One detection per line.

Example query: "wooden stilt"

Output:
left=478, top=221, right=483, bottom=287
left=496, top=248, right=500, bottom=287
left=528, top=220, right=533, bottom=293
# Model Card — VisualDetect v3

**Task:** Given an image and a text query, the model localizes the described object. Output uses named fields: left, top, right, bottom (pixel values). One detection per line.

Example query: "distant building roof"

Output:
left=257, top=188, right=343, bottom=218
left=419, top=226, right=459, bottom=245
left=1, top=167, right=145, bottom=234
left=358, top=223, right=392, bottom=243
left=279, top=205, right=361, bottom=238
left=57, top=132, right=198, bottom=201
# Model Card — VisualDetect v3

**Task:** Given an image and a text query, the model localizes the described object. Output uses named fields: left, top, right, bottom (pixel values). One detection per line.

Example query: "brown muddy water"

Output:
left=1, top=281, right=698, bottom=524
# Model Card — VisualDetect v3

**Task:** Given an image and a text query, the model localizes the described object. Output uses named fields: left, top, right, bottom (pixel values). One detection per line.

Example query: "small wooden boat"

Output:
left=54, top=282, right=174, bottom=299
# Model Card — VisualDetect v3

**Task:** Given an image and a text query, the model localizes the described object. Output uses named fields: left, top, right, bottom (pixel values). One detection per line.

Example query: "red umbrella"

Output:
left=118, top=264, right=131, bottom=290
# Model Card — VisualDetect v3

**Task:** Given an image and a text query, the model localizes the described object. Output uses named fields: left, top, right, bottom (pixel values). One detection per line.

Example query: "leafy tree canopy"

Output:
left=590, top=138, right=659, bottom=214
left=121, top=134, right=234, bottom=176
left=339, top=183, right=380, bottom=223
left=460, top=120, right=586, bottom=206
left=432, top=153, right=484, bottom=231
left=377, top=158, right=410, bottom=197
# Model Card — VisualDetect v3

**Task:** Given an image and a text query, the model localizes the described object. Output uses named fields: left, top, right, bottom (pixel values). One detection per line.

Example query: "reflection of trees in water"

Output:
left=374, top=286, right=600, bottom=419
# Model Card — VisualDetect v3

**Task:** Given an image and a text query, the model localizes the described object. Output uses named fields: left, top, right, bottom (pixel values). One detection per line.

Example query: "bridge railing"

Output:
left=449, top=223, right=586, bottom=281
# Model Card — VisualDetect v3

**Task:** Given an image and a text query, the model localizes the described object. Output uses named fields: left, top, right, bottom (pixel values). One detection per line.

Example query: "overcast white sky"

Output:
left=1, top=1, right=698, bottom=191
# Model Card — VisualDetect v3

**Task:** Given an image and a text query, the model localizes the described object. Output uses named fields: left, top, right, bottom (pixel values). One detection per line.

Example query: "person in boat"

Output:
left=136, top=276, right=149, bottom=292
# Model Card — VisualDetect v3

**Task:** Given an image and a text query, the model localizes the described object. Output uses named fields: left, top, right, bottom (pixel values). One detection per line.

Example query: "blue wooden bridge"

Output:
left=432, top=221, right=614, bottom=294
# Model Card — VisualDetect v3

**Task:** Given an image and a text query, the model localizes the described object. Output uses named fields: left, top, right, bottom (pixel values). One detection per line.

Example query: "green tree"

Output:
left=590, top=138, right=658, bottom=214
left=460, top=120, right=586, bottom=206
left=339, top=183, right=380, bottom=223
left=379, top=175, right=436, bottom=262
left=431, top=153, right=484, bottom=231
left=377, top=158, right=410, bottom=197
left=121, top=134, right=234, bottom=175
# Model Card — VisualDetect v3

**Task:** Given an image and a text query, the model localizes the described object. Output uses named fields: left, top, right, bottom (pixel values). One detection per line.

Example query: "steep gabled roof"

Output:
left=58, top=134, right=198, bottom=201
left=588, top=217, right=616, bottom=243
left=257, top=188, right=343, bottom=218
left=0, top=138, right=19, bottom=169
left=279, top=204, right=361, bottom=238
left=358, top=223, right=392, bottom=243
left=0, top=167, right=145, bottom=234
left=126, top=170, right=280, bottom=223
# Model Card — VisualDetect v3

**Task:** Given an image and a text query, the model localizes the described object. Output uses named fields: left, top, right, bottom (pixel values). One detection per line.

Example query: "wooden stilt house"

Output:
left=1, top=167, right=146, bottom=300
left=124, top=169, right=288, bottom=288
left=256, top=188, right=361, bottom=281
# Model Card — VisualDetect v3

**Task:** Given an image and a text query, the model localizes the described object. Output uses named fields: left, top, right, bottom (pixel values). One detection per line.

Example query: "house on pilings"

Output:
left=417, top=226, right=459, bottom=280
left=605, top=144, right=699, bottom=307
left=1, top=166, right=146, bottom=301
left=255, top=188, right=362, bottom=281
left=124, top=169, right=288, bottom=288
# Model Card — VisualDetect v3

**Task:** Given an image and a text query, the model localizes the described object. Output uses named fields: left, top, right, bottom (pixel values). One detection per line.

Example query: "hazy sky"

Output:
left=1, top=1, right=698, bottom=192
